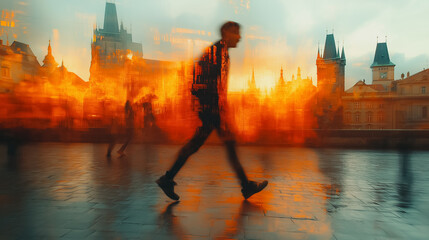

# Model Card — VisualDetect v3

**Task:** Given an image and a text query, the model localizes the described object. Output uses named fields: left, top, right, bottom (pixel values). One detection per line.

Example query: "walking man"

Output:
left=156, top=21, right=268, bottom=200
left=117, top=100, right=134, bottom=156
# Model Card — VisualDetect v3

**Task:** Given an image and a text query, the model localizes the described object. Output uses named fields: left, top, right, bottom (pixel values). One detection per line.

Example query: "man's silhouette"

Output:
left=117, top=100, right=134, bottom=156
left=156, top=21, right=268, bottom=200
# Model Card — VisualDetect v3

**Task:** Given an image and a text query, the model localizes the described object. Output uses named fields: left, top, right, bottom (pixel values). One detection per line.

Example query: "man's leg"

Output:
left=218, top=124, right=268, bottom=200
left=224, top=140, right=249, bottom=186
left=107, top=139, right=115, bottom=157
left=118, top=128, right=133, bottom=155
left=157, top=122, right=212, bottom=200
left=166, top=123, right=212, bottom=179
left=217, top=125, right=248, bottom=186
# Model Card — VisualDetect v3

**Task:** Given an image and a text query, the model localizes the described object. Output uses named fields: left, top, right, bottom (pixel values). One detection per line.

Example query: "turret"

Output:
left=371, top=41, right=395, bottom=90
left=42, top=40, right=58, bottom=69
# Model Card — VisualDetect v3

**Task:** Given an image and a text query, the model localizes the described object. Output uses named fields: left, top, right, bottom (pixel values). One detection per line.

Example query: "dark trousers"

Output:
left=118, top=128, right=134, bottom=153
left=166, top=113, right=248, bottom=187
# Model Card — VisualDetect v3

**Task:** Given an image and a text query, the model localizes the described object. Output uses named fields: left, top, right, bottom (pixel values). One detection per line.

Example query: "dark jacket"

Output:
left=191, top=41, right=229, bottom=116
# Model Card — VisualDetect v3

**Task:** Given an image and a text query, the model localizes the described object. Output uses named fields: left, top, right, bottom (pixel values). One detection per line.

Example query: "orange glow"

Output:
left=0, top=39, right=320, bottom=144
left=0, top=9, right=321, bottom=145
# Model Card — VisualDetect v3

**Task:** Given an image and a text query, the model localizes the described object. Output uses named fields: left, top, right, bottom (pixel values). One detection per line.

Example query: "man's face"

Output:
left=223, top=26, right=241, bottom=48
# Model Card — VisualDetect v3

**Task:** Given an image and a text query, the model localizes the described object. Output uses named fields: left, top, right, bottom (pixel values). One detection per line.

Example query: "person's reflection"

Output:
left=397, top=137, right=413, bottom=208
left=158, top=201, right=186, bottom=239
left=6, top=130, right=23, bottom=170
left=316, top=149, right=343, bottom=200
left=218, top=200, right=263, bottom=239
left=91, top=149, right=132, bottom=236
left=157, top=200, right=263, bottom=239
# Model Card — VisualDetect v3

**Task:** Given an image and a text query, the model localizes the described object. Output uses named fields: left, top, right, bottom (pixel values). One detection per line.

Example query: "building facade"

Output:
left=0, top=40, right=40, bottom=93
left=342, top=40, right=429, bottom=129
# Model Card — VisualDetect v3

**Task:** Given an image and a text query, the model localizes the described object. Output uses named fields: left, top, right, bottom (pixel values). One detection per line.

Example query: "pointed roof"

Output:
left=103, top=2, right=119, bottom=33
left=341, top=46, right=346, bottom=60
left=42, top=40, right=58, bottom=68
left=336, top=45, right=340, bottom=58
left=10, top=41, right=36, bottom=56
left=371, top=42, right=395, bottom=68
left=59, top=59, right=67, bottom=72
left=323, top=34, right=337, bottom=59
left=279, top=67, right=285, bottom=85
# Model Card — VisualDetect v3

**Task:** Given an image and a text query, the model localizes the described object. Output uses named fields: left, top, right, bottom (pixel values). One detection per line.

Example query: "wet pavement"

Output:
left=0, top=143, right=428, bottom=239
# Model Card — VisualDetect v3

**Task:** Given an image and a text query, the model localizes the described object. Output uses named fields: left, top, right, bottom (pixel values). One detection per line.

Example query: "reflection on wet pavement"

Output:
left=0, top=143, right=428, bottom=239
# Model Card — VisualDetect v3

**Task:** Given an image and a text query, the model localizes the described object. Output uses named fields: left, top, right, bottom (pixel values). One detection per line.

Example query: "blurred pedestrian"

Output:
left=156, top=21, right=268, bottom=201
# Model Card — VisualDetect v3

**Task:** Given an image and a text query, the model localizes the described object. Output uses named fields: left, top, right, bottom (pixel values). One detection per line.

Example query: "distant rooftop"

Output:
left=10, top=41, right=36, bottom=56
left=371, top=42, right=395, bottom=68
left=323, top=34, right=338, bottom=60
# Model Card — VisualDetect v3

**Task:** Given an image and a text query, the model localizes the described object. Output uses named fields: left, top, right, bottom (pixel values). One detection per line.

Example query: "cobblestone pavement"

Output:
left=0, top=143, right=428, bottom=239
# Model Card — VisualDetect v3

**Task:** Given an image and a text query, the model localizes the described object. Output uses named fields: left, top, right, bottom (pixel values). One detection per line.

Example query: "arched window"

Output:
left=354, top=112, right=360, bottom=123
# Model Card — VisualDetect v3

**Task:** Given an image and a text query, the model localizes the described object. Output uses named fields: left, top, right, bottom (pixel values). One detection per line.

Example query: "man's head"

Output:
left=220, top=21, right=241, bottom=48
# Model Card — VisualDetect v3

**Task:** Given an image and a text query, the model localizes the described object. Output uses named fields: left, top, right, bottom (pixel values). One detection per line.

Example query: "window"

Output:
left=367, top=112, right=373, bottom=123
left=422, top=86, right=426, bottom=94
left=423, top=106, right=427, bottom=119
left=1, top=66, right=10, bottom=78
left=354, top=112, right=360, bottom=123
left=354, top=102, right=361, bottom=109
left=345, top=112, right=351, bottom=122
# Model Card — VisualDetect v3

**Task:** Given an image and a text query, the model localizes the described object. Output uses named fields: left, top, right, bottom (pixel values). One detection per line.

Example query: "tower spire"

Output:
left=337, top=41, right=340, bottom=58
left=317, top=42, right=321, bottom=59
left=103, top=2, right=119, bottom=33
left=48, top=40, right=52, bottom=55
left=43, top=40, right=58, bottom=68
left=323, top=33, right=337, bottom=59
left=279, top=66, right=285, bottom=85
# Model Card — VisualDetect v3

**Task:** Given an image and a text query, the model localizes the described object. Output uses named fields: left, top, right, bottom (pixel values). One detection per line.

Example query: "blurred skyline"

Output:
left=1, top=0, right=428, bottom=91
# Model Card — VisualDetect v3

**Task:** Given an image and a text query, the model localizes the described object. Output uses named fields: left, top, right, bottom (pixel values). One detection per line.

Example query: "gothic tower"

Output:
left=315, top=33, right=346, bottom=128
left=316, top=33, right=346, bottom=97
left=371, top=42, right=395, bottom=91
left=91, top=2, right=143, bottom=70
left=89, top=2, right=144, bottom=100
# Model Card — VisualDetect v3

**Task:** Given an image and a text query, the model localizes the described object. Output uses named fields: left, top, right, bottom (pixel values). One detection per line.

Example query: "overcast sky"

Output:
left=1, top=0, right=428, bottom=91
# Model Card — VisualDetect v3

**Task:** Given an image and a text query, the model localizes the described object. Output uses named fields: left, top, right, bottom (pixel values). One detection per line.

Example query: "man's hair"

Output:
left=220, top=21, right=240, bottom=37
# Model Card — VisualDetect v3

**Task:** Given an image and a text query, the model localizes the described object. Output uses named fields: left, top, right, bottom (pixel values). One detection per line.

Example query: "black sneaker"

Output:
left=241, top=180, right=268, bottom=199
left=156, top=175, right=180, bottom=201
